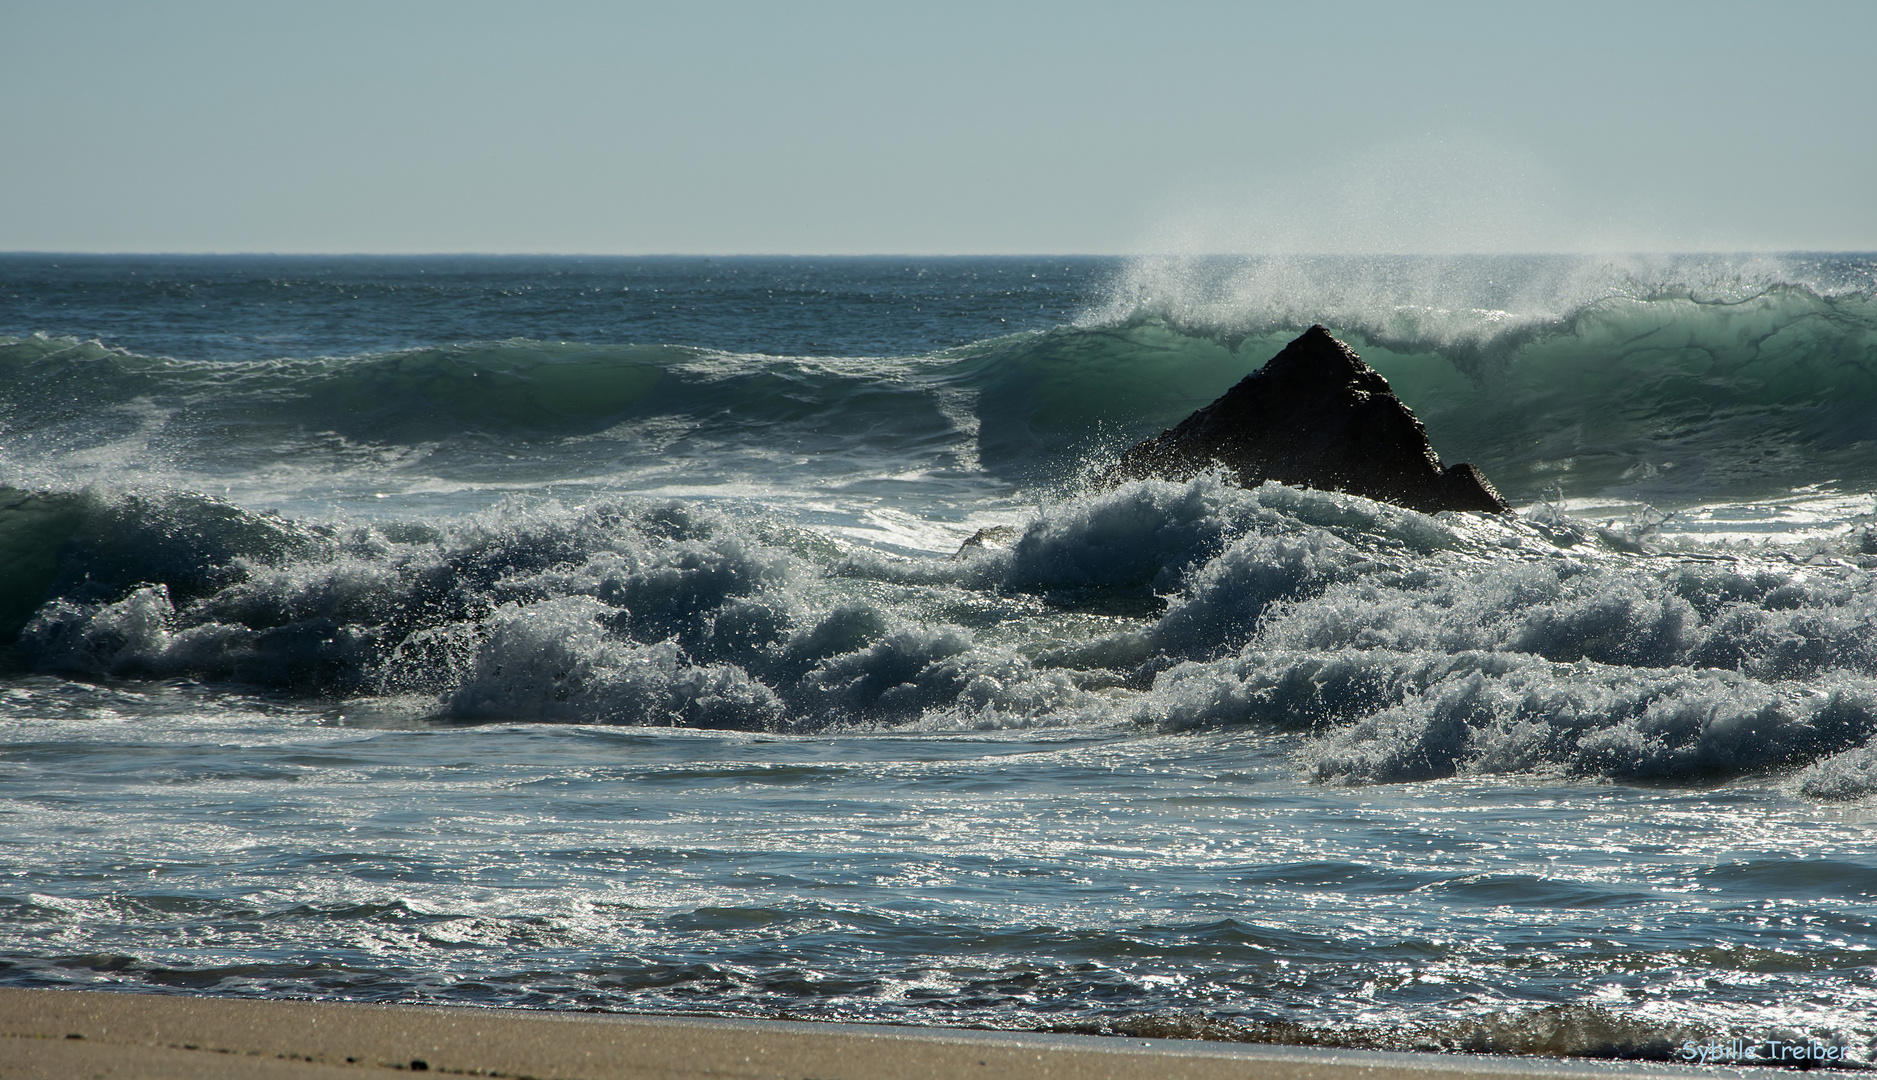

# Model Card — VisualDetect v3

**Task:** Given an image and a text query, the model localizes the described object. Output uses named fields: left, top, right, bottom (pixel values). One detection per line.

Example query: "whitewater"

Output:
left=3, top=253, right=1876, bottom=1061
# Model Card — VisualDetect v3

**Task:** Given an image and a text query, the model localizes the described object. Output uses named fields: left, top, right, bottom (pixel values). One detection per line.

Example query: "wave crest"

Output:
left=8, top=466, right=1877, bottom=792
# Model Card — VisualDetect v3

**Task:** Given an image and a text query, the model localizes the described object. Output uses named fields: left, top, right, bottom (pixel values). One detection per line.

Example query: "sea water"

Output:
left=3, top=253, right=1876, bottom=1060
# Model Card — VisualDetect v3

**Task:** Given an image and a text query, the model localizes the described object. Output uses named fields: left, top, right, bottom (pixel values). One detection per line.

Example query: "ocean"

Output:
left=3, top=252, right=1876, bottom=1062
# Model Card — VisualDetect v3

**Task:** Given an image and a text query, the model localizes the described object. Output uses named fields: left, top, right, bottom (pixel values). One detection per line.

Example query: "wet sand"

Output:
left=0, top=988, right=1761, bottom=1079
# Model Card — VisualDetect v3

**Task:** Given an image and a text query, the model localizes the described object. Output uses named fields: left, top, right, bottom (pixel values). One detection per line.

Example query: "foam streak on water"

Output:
left=2, top=254, right=1876, bottom=1062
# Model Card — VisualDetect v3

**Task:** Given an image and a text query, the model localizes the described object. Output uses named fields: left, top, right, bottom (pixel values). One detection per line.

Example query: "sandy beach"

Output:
left=1, top=988, right=1780, bottom=1080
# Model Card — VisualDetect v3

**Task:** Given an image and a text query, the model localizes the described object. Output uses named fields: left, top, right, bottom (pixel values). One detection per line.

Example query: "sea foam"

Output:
left=11, top=474, right=1876, bottom=791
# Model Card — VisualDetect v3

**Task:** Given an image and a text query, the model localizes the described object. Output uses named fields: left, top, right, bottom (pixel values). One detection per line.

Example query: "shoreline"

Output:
left=0, top=987, right=1803, bottom=1080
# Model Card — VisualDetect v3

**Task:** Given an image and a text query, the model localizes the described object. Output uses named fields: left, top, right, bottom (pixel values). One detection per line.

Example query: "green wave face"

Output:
left=949, top=283, right=1877, bottom=501
left=299, top=344, right=669, bottom=437
left=0, top=336, right=675, bottom=441
left=1352, top=287, right=1877, bottom=501
left=0, top=489, right=84, bottom=649
left=945, top=321, right=1258, bottom=475
left=4, top=274, right=1874, bottom=504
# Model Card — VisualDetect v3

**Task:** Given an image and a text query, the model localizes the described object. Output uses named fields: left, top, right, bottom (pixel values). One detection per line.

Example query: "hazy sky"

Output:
left=5, top=0, right=1873, bottom=254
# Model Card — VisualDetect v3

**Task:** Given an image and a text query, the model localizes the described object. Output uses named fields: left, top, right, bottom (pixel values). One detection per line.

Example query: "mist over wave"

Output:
left=1087, top=253, right=1877, bottom=346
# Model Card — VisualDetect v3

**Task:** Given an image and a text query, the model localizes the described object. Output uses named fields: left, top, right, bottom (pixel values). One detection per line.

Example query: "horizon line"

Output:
left=4, top=249, right=1874, bottom=259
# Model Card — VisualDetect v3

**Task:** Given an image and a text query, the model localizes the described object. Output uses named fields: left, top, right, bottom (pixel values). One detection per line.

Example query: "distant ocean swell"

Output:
left=6, top=280, right=1874, bottom=500
left=7, top=477, right=1877, bottom=797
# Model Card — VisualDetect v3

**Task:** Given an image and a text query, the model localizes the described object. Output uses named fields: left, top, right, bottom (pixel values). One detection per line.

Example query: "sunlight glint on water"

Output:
left=2, top=254, right=1876, bottom=1060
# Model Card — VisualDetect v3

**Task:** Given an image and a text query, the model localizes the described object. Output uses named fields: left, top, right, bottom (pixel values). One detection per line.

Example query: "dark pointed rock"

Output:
left=1106, top=325, right=1509, bottom=514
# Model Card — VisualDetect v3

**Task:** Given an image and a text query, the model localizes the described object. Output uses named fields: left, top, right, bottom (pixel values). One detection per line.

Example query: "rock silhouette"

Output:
left=1107, top=325, right=1509, bottom=514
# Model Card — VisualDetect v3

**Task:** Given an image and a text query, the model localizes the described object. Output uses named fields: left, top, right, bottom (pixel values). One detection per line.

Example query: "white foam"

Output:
left=16, top=476, right=1877, bottom=791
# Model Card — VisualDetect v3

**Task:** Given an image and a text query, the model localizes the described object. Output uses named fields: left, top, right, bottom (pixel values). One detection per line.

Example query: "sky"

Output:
left=3, top=0, right=1873, bottom=255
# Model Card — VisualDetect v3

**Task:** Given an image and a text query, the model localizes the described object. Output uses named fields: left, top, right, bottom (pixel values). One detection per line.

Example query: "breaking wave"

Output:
left=8, top=255, right=1875, bottom=502
left=1061, top=253, right=1877, bottom=500
left=8, top=475, right=1877, bottom=793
